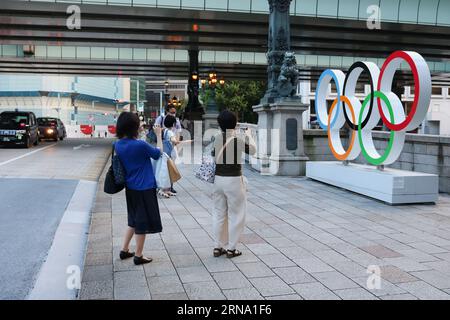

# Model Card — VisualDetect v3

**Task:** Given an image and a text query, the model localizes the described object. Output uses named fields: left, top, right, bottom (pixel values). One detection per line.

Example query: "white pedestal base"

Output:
left=306, top=161, right=438, bottom=205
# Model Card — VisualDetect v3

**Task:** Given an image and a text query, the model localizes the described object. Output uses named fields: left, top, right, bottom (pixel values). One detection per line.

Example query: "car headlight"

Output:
left=47, top=129, right=54, bottom=134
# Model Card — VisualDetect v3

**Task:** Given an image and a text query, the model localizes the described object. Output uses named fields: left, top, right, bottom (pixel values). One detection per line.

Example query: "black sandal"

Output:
left=119, top=249, right=135, bottom=260
left=226, top=249, right=242, bottom=258
left=213, top=248, right=227, bottom=257
left=133, top=255, right=153, bottom=265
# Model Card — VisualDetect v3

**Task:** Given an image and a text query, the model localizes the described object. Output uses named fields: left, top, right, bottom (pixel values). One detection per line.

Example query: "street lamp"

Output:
left=200, top=69, right=225, bottom=113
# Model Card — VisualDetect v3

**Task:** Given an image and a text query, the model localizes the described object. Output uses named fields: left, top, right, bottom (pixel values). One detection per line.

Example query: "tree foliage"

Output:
left=200, top=80, right=266, bottom=124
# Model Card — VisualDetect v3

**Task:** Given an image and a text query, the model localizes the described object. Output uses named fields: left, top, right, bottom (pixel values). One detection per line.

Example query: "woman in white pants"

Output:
left=212, top=110, right=256, bottom=258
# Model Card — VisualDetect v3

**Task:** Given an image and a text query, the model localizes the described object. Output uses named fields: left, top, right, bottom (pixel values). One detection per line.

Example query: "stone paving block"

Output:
left=147, top=275, right=185, bottom=295
left=82, top=265, right=113, bottom=282
left=272, top=266, right=315, bottom=285
left=380, top=293, right=418, bottom=300
left=334, top=288, right=379, bottom=300
left=410, top=270, right=450, bottom=290
left=249, top=276, right=295, bottom=297
left=383, top=257, right=432, bottom=272
left=311, top=271, right=360, bottom=291
left=202, top=256, right=238, bottom=273
left=312, top=250, right=350, bottom=264
left=114, top=285, right=151, bottom=300
left=79, top=280, right=113, bottom=300
left=359, top=245, right=403, bottom=259
left=236, top=261, right=275, bottom=278
left=212, top=271, right=253, bottom=290
left=409, top=242, right=449, bottom=254
left=152, top=293, right=189, bottom=300
left=258, top=253, right=296, bottom=268
left=246, top=243, right=279, bottom=255
left=114, top=270, right=148, bottom=289
left=379, top=265, right=418, bottom=284
left=227, top=248, right=260, bottom=263
left=264, top=237, right=297, bottom=248
left=184, top=281, right=226, bottom=300
left=177, top=266, right=213, bottom=283
left=84, top=252, right=112, bottom=266
left=423, top=260, right=450, bottom=274
left=351, top=277, right=407, bottom=297
left=291, top=282, right=340, bottom=300
left=292, top=257, right=334, bottom=273
left=265, top=294, right=303, bottom=300
left=222, top=288, right=264, bottom=300
left=398, top=281, right=450, bottom=300
left=170, top=254, right=203, bottom=268
left=278, top=246, right=315, bottom=260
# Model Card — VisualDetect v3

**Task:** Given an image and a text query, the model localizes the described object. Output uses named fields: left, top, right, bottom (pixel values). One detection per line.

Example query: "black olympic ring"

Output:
left=342, top=61, right=375, bottom=131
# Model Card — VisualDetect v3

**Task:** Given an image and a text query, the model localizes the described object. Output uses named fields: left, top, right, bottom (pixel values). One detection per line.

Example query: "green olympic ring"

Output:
left=358, top=91, right=395, bottom=166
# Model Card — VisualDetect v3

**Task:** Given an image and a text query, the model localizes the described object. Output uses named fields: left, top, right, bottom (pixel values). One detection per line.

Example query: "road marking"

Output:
left=73, top=144, right=91, bottom=150
left=0, top=144, right=57, bottom=167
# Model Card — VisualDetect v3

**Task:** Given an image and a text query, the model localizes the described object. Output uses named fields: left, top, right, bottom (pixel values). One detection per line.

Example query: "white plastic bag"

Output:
left=152, top=153, right=171, bottom=189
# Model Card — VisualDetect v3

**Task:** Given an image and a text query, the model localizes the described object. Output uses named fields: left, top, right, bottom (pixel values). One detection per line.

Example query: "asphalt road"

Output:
left=0, top=138, right=112, bottom=299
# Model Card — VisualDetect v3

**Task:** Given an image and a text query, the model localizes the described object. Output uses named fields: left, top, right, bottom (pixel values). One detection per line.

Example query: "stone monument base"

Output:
left=306, top=161, right=438, bottom=205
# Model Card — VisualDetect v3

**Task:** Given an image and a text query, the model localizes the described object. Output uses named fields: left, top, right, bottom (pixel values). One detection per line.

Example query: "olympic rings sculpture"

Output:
left=315, top=51, right=431, bottom=166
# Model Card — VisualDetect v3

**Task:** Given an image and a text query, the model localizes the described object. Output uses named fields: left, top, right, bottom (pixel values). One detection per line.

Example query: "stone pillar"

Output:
left=252, top=104, right=272, bottom=172
left=269, top=99, right=309, bottom=175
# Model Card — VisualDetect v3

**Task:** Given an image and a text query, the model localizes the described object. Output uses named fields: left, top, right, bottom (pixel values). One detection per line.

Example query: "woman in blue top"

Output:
left=114, top=112, right=163, bottom=265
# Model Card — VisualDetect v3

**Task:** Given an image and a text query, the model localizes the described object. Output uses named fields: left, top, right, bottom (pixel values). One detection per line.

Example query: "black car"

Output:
left=37, top=117, right=66, bottom=141
left=0, top=111, right=40, bottom=148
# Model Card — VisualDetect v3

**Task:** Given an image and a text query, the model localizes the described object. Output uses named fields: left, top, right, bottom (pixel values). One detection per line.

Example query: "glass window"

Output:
left=76, top=47, right=91, bottom=59
left=105, top=47, right=119, bottom=60
left=242, top=52, right=254, bottom=64
left=329, top=56, right=342, bottom=67
left=147, top=48, right=160, bottom=60
left=200, top=51, right=215, bottom=63
left=174, top=50, right=188, bottom=62
left=342, top=56, right=354, bottom=67
left=62, top=46, right=76, bottom=59
left=418, top=0, right=439, bottom=24
left=398, top=0, right=420, bottom=23
left=229, top=0, right=251, bottom=12
left=133, top=48, right=146, bottom=60
left=161, top=49, right=175, bottom=61
left=2, top=45, right=18, bottom=57
left=119, top=48, right=133, bottom=60
left=317, top=55, right=330, bottom=67
left=34, top=46, right=47, bottom=58
left=295, top=0, right=317, bottom=16
left=432, top=87, right=442, bottom=95
left=132, top=0, right=157, bottom=7
left=434, top=62, right=446, bottom=72
left=106, top=0, right=133, bottom=6
left=47, top=46, right=62, bottom=58
left=437, top=0, right=450, bottom=26
left=228, top=52, right=241, bottom=63
left=215, top=51, right=228, bottom=63
left=317, top=0, right=338, bottom=17
left=359, top=0, right=381, bottom=21
left=338, top=0, right=359, bottom=19
left=205, top=0, right=228, bottom=11
left=295, top=54, right=305, bottom=66
left=305, top=55, right=318, bottom=66
left=158, top=0, right=180, bottom=8
left=379, top=0, right=400, bottom=22
left=251, top=0, right=269, bottom=13
left=181, top=0, right=204, bottom=9
left=91, top=47, right=105, bottom=59
left=254, top=53, right=267, bottom=64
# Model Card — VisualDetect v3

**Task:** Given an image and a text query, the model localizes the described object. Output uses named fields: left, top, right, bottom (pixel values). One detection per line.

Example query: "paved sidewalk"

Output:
left=80, top=163, right=450, bottom=300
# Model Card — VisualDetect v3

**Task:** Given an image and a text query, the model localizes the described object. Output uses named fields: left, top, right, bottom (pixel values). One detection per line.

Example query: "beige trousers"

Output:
left=212, top=175, right=247, bottom=251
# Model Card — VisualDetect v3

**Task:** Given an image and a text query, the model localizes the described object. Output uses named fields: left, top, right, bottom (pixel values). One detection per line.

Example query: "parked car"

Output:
left=0, top=111, right=40, bottom=148
left=37, top=117, right=66, bottom=141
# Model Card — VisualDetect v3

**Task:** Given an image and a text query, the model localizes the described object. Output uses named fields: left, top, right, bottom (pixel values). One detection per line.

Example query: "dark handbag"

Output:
left=104, top=143, right=126, bottom=194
